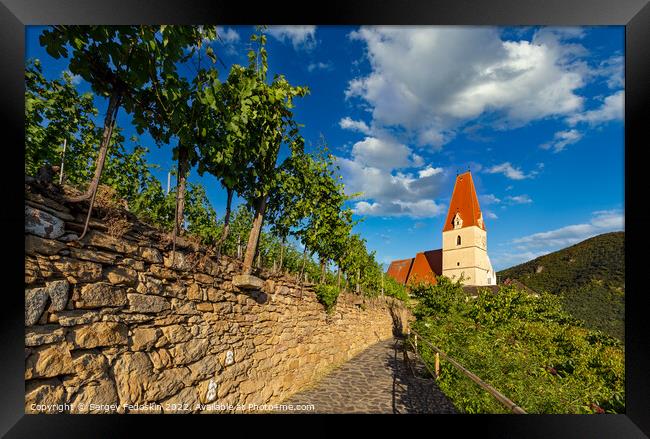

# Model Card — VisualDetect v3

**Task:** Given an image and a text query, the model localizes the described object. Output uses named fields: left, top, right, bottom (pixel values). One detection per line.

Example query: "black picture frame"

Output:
left=1, top=0, right=648, bottom=436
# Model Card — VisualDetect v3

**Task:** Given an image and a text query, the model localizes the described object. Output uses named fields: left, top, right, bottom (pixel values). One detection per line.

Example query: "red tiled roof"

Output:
left=386, top=258, right=414, bottom=285
left=408, top=249, right=442, bottom=285
left=443, top=171, right=485, bottom=232
left=386, top=249, right=442, bottom=286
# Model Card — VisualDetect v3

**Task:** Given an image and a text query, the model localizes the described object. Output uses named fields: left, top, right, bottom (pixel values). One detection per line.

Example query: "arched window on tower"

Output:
left=457, top=235, right=461, bottom=246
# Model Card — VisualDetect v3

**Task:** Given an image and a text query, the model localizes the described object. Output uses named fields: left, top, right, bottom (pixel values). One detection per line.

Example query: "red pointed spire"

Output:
left=443, top=171, right=485, bottom=232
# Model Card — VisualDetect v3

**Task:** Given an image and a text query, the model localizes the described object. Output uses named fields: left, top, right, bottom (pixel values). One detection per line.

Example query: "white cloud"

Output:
left=567, top=90, right=624, bottom=126
left=485, top=162, right=530, bottom=180
left=350, top=136, right=419, bottom=170
left=216, top=27, right=240, bottom=43
left=492, top=208, right=623, bottom=270
left=590, top=209, right=625, bottom=229
left=339, top=117, right=372, bottom=135
left=418, top=166, right=443, bottom=178
left=505, top=194, right=533, bottom=204
left=485, top=211, right=498, bottom=219
left=266, top=26, right=317, bottom=50
left=591, top=55, right=624, bottom=89
left=480, top=194, right=501, bottom=205
left=307, top=61, right=333, bottom=72
left=540, top=129, right=583, bottom=153
left=353, top=199, right=446, bottom=218
left=346, top=26, right=587, bottom=148
left=337, top=145, right=449, bottom=218
left=512, top=209, right=623, bottom=250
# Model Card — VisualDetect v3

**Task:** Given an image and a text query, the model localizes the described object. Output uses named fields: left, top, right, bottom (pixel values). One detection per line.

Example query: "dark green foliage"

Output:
left=497, top=232, right=624, bottom=340
left=383, top=276, right=410, bottom=302
left=410, top=278, right=625, bottom=414
left=314, top=284, right=340, bottom=313
left=27, top=25, right=401, bottom=305
left=411, top=276, right=466, bottom=317
left=25, top=59, right=97, bottom=179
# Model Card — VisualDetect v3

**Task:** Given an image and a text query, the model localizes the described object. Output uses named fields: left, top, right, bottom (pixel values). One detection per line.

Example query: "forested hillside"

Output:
left=498, top=232, right=624, bottom=340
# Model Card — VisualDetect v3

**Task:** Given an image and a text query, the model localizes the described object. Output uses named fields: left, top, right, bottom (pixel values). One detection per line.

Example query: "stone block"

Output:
left=70, top=379, right=119, bottom=413
left=25, top=325, right=66, bottom=347
left=105, top=266, right=138, bottom=286
left=54, top=309, right=101, bottom=327
left=25, top=234, right=66, bottom=256
left=80, top=230, right=137, bottom=254
left=25, top=378, right=66, bottom=413
left=25, top=287, right=48, bottom=326
left=69, top=247, right=118, bottom=264
left=127, top=293, right=171, bottom=313
left=186, top=283, right=203, bottom=301
left=25, top=206, right=65, bottom=239
left=131, top=327, right=162, bottom=351
left=160, top=324, right=192, bottom=344
left=76, top=282, right=127, bottom=308
left=139, top=247, right=163, bottom=263
left=171, top=338, right=209, bottom=366
left=71, top=322, right=128, bottom=349
left=52, top=258, right=102, bottom=283
left=25, top=344, right=74, bottom=379
left=161, top=387, right=199, bottom=413
left=232, top=274, right=264, bottom=290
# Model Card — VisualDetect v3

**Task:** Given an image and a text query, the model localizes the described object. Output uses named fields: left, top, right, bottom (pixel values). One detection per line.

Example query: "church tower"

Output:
left=441, top=171, right=496, bottom=285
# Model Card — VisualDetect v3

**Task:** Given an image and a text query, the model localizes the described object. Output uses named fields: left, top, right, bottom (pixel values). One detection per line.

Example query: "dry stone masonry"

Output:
left=24, top=182, right=409, bottom=414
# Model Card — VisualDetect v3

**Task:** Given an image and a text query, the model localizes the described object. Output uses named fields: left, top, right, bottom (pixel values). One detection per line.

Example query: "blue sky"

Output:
left=25, top=25, right=625, bottom=271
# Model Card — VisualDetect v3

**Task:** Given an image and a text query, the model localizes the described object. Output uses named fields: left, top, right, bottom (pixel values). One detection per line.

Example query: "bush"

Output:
left=383, top=276, right=410, bottom=302
left=410, top=275, right=466, bottom=317
left=410, top=277, right=625, bottom=414
left=314, top=284, right=340, bottom=313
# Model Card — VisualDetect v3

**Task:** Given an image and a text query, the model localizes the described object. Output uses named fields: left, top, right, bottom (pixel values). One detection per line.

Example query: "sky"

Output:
left=25, top=25, right=625, bottom=271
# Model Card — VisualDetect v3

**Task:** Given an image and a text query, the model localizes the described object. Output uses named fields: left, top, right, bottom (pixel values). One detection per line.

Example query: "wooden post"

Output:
left=434, top=352, right=440, bottom=379
left=58, top=138, right=67, bottom=185
left=273, top=259, right=277, bottom=273
left=356, top=268, right=360, bottom=294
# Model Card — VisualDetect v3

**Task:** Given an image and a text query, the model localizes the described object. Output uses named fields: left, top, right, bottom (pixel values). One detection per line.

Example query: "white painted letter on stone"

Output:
left=206, top=379, right=217, bottom=402
left=225, top=350, right=234, bottom=366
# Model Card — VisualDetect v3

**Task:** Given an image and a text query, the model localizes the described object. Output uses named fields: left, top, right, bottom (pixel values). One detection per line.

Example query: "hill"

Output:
left=497, top=232, right=624, bottom=340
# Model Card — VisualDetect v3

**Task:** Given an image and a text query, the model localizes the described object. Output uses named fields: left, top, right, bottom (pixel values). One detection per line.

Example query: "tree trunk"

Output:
left=299, top=245, right=308, bottom=283
left=74, top=93, right=122, bottom=241
left=216, top=187, right=233, bottom=259
left=171, top=143, right=189, bottom=266
left=58, top=138, right=67, bottom=185
left=279, top=239, right=285, bottom=272
left=356, top=268, right=361, bottom=294
left=67, top=93, right=121, bottom=203
left=242, top=195, right=267, bottom=275
left=337, top=264, right=342, bottom=290
left=320, top=258, right=326, bottom=284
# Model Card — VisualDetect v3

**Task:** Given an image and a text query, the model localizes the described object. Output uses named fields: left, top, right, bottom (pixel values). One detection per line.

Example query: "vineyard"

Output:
left=25, top=25, right=409, bottom=309
left=409, top=277, right=625, bottom=414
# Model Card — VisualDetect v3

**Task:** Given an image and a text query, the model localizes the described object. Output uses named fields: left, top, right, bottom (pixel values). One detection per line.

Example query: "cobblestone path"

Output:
left=280, top=338, right=457, bottom=414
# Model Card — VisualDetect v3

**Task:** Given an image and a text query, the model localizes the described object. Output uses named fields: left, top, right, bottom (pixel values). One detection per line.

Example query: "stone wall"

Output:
left=24, top=182, right=409, bottom=414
